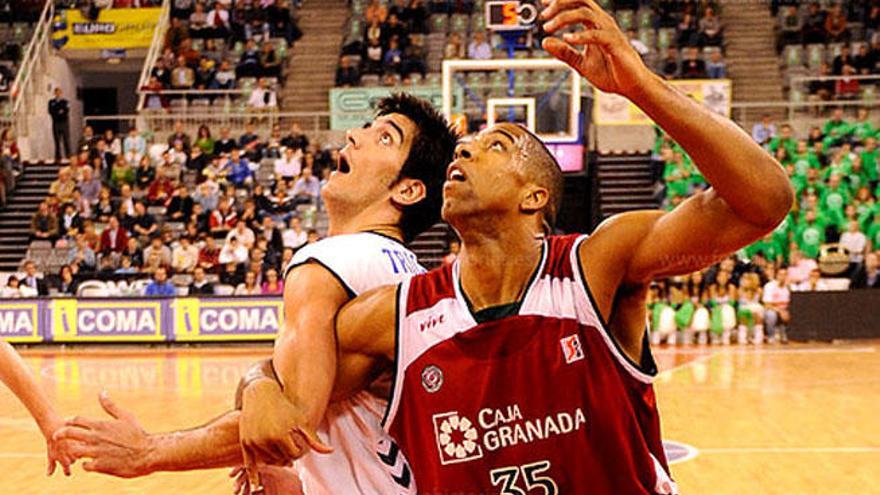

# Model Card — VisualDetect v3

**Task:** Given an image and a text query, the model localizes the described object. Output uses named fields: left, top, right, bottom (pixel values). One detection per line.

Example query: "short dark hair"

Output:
left=377, top=93, right=458, bottom=243
left=517, top=126, right=564, bottom=232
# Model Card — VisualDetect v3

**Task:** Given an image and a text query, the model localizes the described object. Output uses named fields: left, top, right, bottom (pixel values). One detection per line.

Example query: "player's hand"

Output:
left=53, top=391, right=154, bottom=478
left=44, top=417, right=76, bottom=477
left=239, top=378, right=332, bottom=473
left=230, top=464, right=304, bottom=495
left=540, top=0, right=653, bottom=97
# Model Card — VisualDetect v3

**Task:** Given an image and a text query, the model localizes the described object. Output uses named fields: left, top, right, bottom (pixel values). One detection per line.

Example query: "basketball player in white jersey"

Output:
left=53, top=94, right=457, bottom=494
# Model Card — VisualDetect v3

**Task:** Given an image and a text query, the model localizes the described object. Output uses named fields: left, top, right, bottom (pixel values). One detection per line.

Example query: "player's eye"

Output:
left=490, top=141, right=504, bottom=151
left=380, top=133, right=392, bottom=145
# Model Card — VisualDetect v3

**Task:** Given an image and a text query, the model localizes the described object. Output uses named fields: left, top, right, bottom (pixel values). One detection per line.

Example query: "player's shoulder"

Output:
left=404, top=263, right=457, bottom=314
left=292, top=232, right=401, bottom=263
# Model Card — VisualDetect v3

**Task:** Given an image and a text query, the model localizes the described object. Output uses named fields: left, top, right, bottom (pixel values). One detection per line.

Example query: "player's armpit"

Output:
left=331, top=284, right=398, bottom=401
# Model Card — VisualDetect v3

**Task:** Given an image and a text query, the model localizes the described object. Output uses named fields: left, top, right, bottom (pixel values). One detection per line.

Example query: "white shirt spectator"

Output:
left=762, top=280, right=791, bottom=307
left=839, top=230, right=867, bottom=263
left=206, top=8, right=230, bottom=27
left=234, top=283, right=261, bottom=296
left=219, top=242, right=249, bottom=264
left=248, top=87, right=278, bottom=109
left=468, top=37, right=492, bottom=60
left=787, top=258, right=818, bottom=284
left=226, top=226, right=255, bottom=249
left=751, top=121, right=776, bottom=145
left=282, top=228, right=308, bottom=249
left=172, top=243, right=200, bottom=273
left=274, top=150, right=303, bottom=179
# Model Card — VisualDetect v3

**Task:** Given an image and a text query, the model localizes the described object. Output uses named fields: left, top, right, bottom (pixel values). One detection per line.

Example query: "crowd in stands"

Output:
left=142, top=0, right=300, bottom=110
left=336, top=0, right=431, bottom=87
left=649, top=107, right=880, bottom=344
left=334, top=0, right=729, bottom=88
left=10, top=119, right=333, bottom=297
left=777, top=1, right=880, bottom=102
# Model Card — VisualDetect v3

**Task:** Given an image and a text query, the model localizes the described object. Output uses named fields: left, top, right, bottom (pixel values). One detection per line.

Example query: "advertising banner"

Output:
left=171, top=297, right=282, bottom=342
left=329, top=86, right=463, bottom=130
left=593, top=79, right=731, bottom=125
left=0, top=300, right=43, bottom=343
left=0, top=297, right=284, bottom=344
left=53, top=8, right=161, bottom=50
left=50, top=299, right=165, bottom=343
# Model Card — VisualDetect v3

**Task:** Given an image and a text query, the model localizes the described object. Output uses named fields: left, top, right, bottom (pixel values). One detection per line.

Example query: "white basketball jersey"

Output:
left=284, top=232, right=423, bottom=495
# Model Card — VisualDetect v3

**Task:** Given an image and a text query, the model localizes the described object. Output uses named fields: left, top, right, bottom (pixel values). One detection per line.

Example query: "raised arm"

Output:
left=541, top=0, right=793, bottom=352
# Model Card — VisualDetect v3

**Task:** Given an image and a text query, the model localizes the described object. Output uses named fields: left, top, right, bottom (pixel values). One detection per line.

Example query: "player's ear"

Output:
left=391, top=177, right=426, bottom=207
left=520, top=184, right=549, bottom=216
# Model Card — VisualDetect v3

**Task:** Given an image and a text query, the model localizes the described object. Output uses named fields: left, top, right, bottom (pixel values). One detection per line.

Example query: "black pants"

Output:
left=53, top=121, right=70, bottom=160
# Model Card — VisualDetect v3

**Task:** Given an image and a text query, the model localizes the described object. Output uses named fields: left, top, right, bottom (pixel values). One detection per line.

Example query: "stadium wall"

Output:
left=790, top=290, right=880, bottom=341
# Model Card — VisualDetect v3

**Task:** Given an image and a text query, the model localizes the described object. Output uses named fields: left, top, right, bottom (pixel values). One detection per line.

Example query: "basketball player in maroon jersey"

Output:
left=235, top=0, right=793, bottom=492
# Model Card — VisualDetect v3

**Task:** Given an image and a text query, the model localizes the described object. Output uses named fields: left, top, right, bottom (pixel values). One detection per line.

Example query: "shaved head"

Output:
left=495, top=124, right=564, bottom=232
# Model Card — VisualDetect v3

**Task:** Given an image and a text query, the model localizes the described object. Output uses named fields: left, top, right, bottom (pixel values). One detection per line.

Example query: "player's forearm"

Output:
left=627, top=73, right=793, bottom=228
left=0, top=342, right=61, bottom=438
left=143, top=411, right=243, bottom=473
left=273, top=328, right=337, bottom=429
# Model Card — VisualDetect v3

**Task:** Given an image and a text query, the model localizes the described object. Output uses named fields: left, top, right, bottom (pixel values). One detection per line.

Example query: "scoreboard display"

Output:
left=485, top=1, right=538, bottom=31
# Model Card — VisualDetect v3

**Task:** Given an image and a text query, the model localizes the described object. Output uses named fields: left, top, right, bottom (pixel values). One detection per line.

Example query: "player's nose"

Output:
left=345, top=129, right=359, bottom=149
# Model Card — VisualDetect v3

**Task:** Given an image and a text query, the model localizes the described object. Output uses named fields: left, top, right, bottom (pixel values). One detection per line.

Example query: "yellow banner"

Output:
left=593, top=79, right=731, bottom=126
left=54, top=8, right=160, bottom=50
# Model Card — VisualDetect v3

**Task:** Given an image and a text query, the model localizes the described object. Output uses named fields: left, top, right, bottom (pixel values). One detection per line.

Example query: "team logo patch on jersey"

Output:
left=560, top=334, right=584, bottom=364
left=432, top=412, right=484, bottom=465
left=421, top=365, right=444, bottom=393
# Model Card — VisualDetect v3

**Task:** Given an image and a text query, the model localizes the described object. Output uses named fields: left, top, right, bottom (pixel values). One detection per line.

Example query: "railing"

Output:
left=729, top=99, right=880, bottom=127
left=9, top=0, right=54, bottom=138
left=83, top=111, right=332, bottom=138
left=135, top=0, right=172, bottom=111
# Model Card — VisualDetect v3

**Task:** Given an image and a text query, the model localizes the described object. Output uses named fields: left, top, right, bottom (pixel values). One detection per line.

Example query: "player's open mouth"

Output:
left=447, top=165, right=466, bottom=182
left=337, top=153, right=352, bottom=174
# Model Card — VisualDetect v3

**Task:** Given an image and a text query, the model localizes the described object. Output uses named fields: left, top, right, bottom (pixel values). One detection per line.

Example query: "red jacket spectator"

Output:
left=209, top=206, right=238, bottom=232
left=147, top=176, right=175, bottom=204
left=99, top=219, right=129, bottom=254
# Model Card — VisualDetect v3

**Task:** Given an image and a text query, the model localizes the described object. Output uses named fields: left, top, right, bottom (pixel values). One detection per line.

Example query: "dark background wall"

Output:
left=790, top=290, right=880, bottom=341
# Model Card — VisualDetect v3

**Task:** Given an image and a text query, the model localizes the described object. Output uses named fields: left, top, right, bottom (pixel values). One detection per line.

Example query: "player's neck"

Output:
left=326, top=201, right=405, bottom=243
left=457, top=222, right=544, bottom=312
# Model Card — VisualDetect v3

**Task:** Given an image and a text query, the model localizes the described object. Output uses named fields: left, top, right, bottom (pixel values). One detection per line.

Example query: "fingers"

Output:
left=561, top=29, right=615, bottom=47
left=53, top=425, right=100, bottom=445
left=66, top=415, right=101, bottom=431
left=540, top=0, right=595, bottom=21
left=46, top=453, right=56, bottom=477
left=99, top=391, right=137, bottom=424
left=542, top=37, right=584, bottom=70
left=242, top=446, right=262, bottom=494
left=543, top=7, right=600, bottom=34
left=291, top=426, right=332, bottom=455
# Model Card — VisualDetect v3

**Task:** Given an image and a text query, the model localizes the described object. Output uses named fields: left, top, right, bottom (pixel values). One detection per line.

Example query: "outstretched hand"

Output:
left=540, top=0, right=653, bottom=97
left=44, top=417, right=76, bottom=477
left=52, top=391, right=154, bottom=478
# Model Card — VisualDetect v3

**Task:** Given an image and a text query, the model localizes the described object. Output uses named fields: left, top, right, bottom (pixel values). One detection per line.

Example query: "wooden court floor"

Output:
left=0, top=342, right=877, bottom=494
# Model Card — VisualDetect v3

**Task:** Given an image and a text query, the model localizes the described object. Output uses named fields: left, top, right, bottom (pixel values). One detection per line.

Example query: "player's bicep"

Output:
left=331, top=285, right=397, bottom=398
left=590, top=190, right=770, bottom=286
left=335, top=284, right=397, bottom=358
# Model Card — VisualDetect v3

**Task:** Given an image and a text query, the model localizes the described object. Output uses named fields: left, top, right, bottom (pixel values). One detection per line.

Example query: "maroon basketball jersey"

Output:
left=382, top=235, right=677, bottom=494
